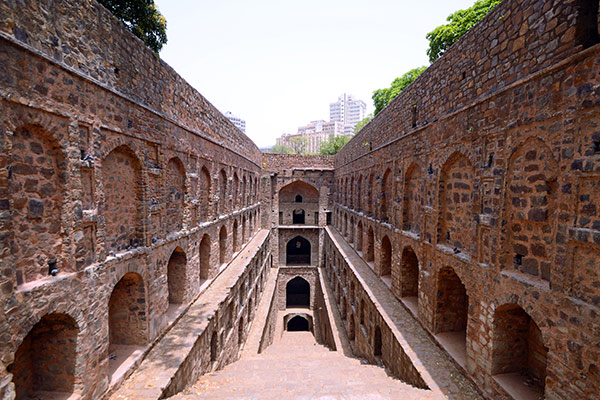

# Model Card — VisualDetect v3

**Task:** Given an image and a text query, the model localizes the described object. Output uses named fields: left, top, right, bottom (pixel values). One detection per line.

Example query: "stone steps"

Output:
left=170, top=332, right=438, bottom=399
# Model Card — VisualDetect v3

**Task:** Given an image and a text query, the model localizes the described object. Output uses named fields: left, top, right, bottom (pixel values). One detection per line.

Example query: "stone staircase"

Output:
left=170, top=331, right=439, bottom=399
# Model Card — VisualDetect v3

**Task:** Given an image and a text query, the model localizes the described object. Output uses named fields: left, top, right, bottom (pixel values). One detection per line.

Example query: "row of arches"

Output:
left=7, top=124, right=261, bottom=285
left=325, top=236, right=549, bottom=397
left=336, top=139, right=558, bottom=281
left=9, top=230, right=270, bottom=399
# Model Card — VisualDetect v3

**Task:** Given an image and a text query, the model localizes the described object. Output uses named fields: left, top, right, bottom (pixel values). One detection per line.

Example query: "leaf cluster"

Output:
left=354, top=114, right=373, bottom=134
left=426, top=0, right=501, bottom=63
left=99, top=0, right=167, bottom=53
left=372, top=67, right=427, bottom=116
left=268, top=144, right=294, bottom=154
left=319, top=135, right=352, bottom=155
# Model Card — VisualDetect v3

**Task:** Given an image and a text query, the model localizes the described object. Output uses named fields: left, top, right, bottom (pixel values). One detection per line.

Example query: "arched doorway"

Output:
left=374, top=325, right=382, bottom=356
left=199, top=234, right=210, bottom=282
left=380, top=235, right=392, bottom=287
left=434, top=266, right=468, bottom=367
left=287, top=315, right=310, bottom=331
left=492, top=304, right=547, bottom=397
left=286, top=236, right=311, bottom=265
left=167, top=247, right=186, bottom=304
left=293, top=209, right=305, bottom=224
left=286, top=276, right=310, bottom=308
left=9, top=313, right=78, bottom=399
left=366, top=227, right=375, bottom=262
left=219, top=225, right=227, bottom=265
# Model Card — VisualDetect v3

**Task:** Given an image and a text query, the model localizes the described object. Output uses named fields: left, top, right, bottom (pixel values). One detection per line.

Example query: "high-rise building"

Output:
left=329, top=93, right=367, bottom=135
left=225, top=111, right=246, bottom=133
left=275, top=120, right=345, bottom=153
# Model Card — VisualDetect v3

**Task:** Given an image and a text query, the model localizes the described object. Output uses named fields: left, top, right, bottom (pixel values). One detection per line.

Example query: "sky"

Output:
left=154, top=0, right=476, bottom=149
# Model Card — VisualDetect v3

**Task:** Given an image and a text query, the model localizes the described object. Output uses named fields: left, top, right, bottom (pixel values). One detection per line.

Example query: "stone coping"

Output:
left=109, top=230, right=270, bottom=400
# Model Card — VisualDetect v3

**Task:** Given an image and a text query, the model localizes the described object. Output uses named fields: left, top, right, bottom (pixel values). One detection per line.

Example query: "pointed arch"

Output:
left=103, top=145, right=144, bottom=252
left=166, top=157, right=186, bottom=233
left=199, top=234, right=210, bottom=281
left=219, top=225, right=227, bottom=265
left=9, top=313, right=78, bottom=398
left=167, top=246, right=187, bottom=304
left=403, top=163, right=422, bottom=234
left=438, top=152, right=476, bottom=254
left=219, top=169, right=228, bottom=215
left=9, top=125, right=67, bottom=283
left=286, top=276, right=310, bottom=308
left=199, top=166, right=211, bottom=222
left=381, top=168, right=392, bottom=222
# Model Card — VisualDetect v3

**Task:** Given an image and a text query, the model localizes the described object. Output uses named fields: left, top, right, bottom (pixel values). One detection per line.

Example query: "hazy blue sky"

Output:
left=154, top=0, right=476, bottom=148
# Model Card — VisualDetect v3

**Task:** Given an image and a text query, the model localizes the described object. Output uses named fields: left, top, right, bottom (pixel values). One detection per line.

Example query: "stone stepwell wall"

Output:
left=330, top=0, right=600, bottom=398
left=0, top=0, right=261, bottom=160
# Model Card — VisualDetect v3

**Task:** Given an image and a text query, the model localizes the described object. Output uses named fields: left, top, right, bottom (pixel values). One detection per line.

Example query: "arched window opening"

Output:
left=108, top=272, right=147, bottom=380
left=293, top=209, right=306, bottom=224
left=238, top=317, right=244, bottom=345
left=349, top=217, right=354, bottom=244
left=210, top=331, right=218, bottom=362
left=380, top=236, right=392, bottom=288
left=286, top=236, right=311, bottom=265
left=381, top=169, right=392, bottom=222
left=167, top=247, right=186, bottom=304
left=374, top=326, right=382, bottom=357
left=348, top=315, right=356, bottom=341
left=233, top=219, right=239, bottom=252
left=295, top=194, right=303, bottom=202
left=400, top=246, right=419, bottom=312
left=492, top=304, right=548, bottom=398
left=286, top=276, right=310, bottom=308
left=199, top=166, right=211, bottom=222
left=219, top=169, right=227, bottom=215
left=9, top=313, right=78, bottom=399
left=219, top=226, right=227, bottom=265
left=166, top=157, right=185, bottom=234
left=403, top=164, right=422, bottom=234
left=199, top=234, right=210, bottom=282
left=366, top=227, right=375, bottom=263
left=10, top=125, right=67, bottom=284
left=434, top=266, right=468, bottom=367
left=577, top=0, right=600, bottom=48
left=287, top=315, right=310, bottom=331
left=356, top=222, right=363, bottom=252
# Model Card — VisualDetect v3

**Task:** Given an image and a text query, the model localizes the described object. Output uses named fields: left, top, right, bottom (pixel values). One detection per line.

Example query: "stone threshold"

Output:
left=108, top=229, right=270, bottom=400
left=325, top=226, right=483, bottom=400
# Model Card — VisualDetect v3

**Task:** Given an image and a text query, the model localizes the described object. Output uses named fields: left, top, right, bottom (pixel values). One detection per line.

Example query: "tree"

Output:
left=426, top=0, right=501, bottom=63
left=289, top=136, right=308, bottom=154
left=354, top=114, right=373, bottom=134
left=319, top=135, right=352, bottom=155
left=99, top=0, right=167, bottom=53
left=268, top=144, right=293, bottom=154
left=372, top=67, right=427, bottom=116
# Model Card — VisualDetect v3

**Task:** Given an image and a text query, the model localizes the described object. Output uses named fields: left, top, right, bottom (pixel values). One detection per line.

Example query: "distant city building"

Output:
left=225, top=111, right=246, bottom=133
left=329, top=93, right=367, bottom=135
left=276, top=120, right=346, bottom=153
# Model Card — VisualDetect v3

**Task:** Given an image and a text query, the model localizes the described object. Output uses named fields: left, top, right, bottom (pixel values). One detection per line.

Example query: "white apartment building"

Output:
left=275, top=120, right=346, bottom=153
left=329, top=93, right=367, bottom=135
left=225, top=111, right=246, bottom=133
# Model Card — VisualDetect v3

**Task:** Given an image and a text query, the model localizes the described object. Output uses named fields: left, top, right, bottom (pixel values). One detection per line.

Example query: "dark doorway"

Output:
left=287, top=316, right=310, bottom=331
left=286, top=276, right=310, bottom=308
left=295, top=194, right=303, bottom=202
left=293, top=209, right=305, bottom=224
left=286, top=236, right=311, bottom=265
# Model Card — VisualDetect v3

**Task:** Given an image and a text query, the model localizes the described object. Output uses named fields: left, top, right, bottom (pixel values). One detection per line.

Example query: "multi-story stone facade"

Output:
left=0, top=1, right=599, bottom=400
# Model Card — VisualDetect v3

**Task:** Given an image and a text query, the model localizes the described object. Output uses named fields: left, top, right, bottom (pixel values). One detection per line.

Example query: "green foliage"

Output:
left=269, top=144, right=293, bottom=154
left=426, top=0, right=501, bottom=63
left=354, top=114, right=373, bottom=134
left=372, top=67, right=427, bottom=116
left=99, top=0, right=167, bottom=53
left=319, top=135, right=352, bottom=155
left=289, top=136, right=308, bottom=154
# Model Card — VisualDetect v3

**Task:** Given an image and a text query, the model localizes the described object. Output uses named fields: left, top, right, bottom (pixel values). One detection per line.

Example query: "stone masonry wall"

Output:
left=0, top=0, right=265, bottom=398
left=332, top=1, right=600, bottom=399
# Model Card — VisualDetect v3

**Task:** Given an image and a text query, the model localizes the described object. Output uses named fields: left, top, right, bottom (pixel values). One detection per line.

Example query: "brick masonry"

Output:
left=0, top=0, right=599, bottom=400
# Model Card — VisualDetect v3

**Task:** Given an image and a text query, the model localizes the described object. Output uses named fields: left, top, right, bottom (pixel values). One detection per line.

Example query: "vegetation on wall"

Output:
left=426, top=0, right=501, bottom=63
left=319, top=135, right=352, bottom=155
left=369, top=0, right=501, bottom=117
left=372, top=67, right=427, bottom=116
left=99, top=0, right=167, bottom=53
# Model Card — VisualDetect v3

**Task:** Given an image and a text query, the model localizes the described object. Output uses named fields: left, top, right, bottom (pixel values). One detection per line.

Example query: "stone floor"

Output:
left=171, top=331, right=438, bottom=399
